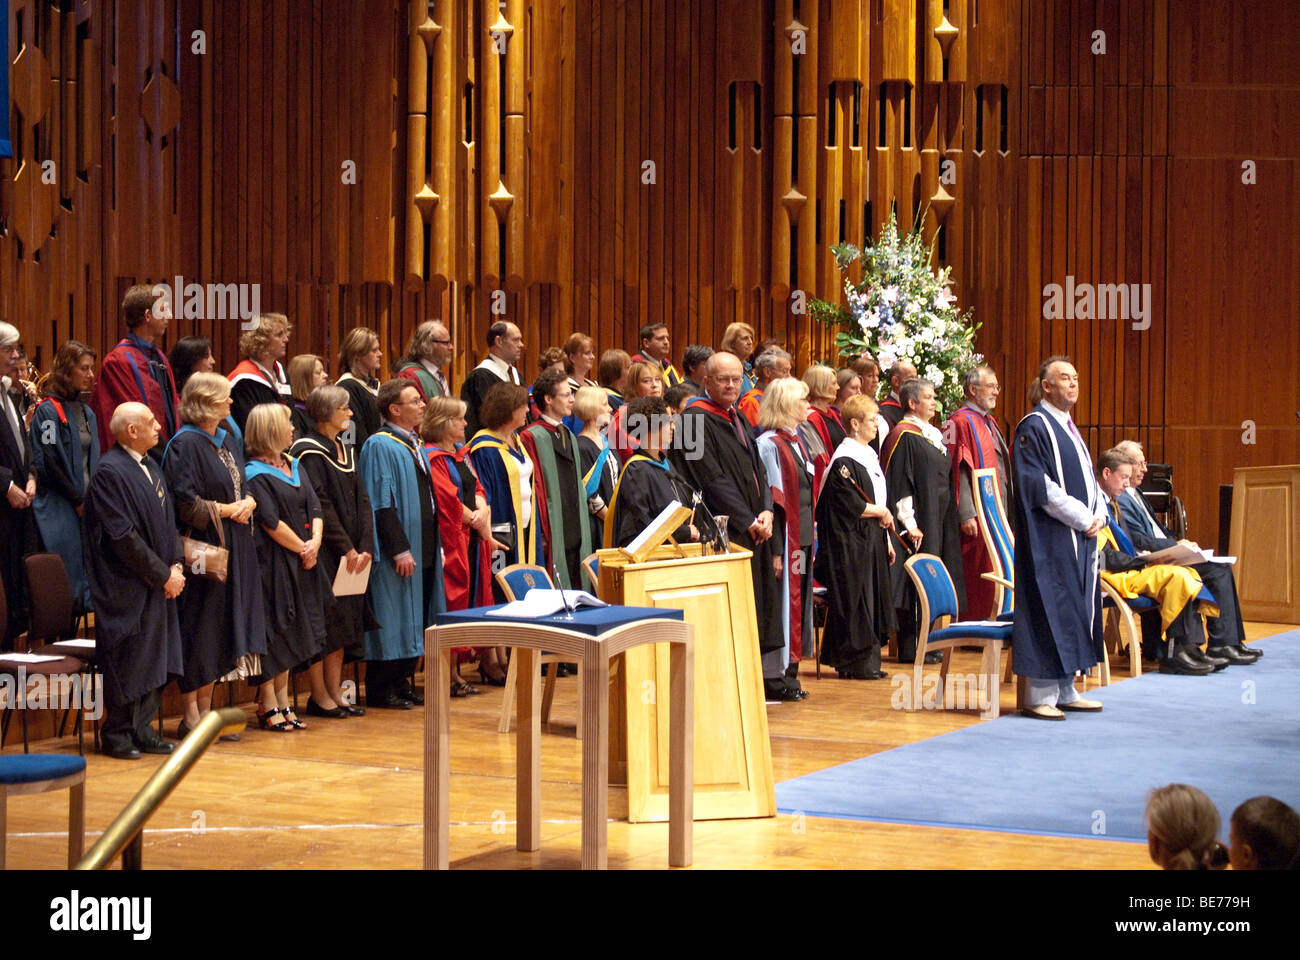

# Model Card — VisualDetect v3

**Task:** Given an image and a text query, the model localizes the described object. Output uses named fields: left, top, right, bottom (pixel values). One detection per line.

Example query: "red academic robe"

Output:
left=89, top=338, right=180, bottom=452
left=737, top=387, right=763, bottom=429
left=944, top=406, right=1008, bottom=620
left=803, top=406, right=845, bottom=500
left=425, top=445, right=492, bottom=611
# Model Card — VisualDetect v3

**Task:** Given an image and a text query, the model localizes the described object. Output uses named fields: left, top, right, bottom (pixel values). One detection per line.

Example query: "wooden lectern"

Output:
left=1229, top=464, right=1300, bottom=623
left=596, top=543, right=776, bottom=822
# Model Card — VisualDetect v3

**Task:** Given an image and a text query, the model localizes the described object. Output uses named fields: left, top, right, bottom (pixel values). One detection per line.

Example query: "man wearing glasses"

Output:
left=1114, top=439, right=1260, bottom=665
left=0, top=323, right=37, bottom=644
left=944, top=365, right=1011, bottom=620
left=397, top=320, right=454, bottom=400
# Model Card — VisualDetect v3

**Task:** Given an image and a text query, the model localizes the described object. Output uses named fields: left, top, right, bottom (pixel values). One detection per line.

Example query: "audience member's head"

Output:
left=1034, top=355, right=1077, bottom=411
left=479, top=382, right=530, bottom=433
left=835, top=368, right=863, bottom=407
left=288, top=354, right=327, bottom=402
left=533, top=368, right=574, bottom=420
left=109, top=402, right=161, bottom=453
left=886, top=360, right=917, bottom=396
left=169, top=335, right=215, bottom=393
left=563, top=333, right=595, bottom=378
left=179, top=371, right=232, bottom=428
left=963, top=365, right=1000, bottom=412
left=339, top=327, right=382, bottom=379
left=572, top=385, right=612, bottom=430
left=240, top=313, right=292, bottom=365
left=486, top=321, right=524, bottom=365
left=802, top=365, right=837, bottom=407
left=638, top=322, right=671, bottom=363
left=899, top=377, right=936, bottom=421
left=753, top=348, right=792, bottom=386
left=1230, top=796, right=1300, bottom=870
left=757, top=375, right=809, bottom=431
left=122, top=284, right=169, bottom=340
left=1116, top=440, right=1149, bottom=487
left=244, top=402, right=294, bottom=459
left=377, top=378, right=423, bottom=429
left=597, top=348, right=632, bottom=393
left=703, top=351, right=745, bottom=407
left=421, top=396, right=469, bottom=445
left=624, top=395, right=672, bottom=450
left=841, top=395, right=880, bottom=444
left=719, top=322, right=755, bottom=362
left=681, top=344, right=714, bottom=385
left=1145, top=784, right=1227, bottom=870
left=538, top=346, right=567, bottom=376
left=402, top=320, right=452, bottom=368
left=664, top=382, right=695, bottom=414
left=626, top=360, right=664, bottom=399
left=305, top=384, right=351, bottom=429
left=851, top=355, right=881, bottom=396
left=1097, top=446, right=1137, bottom=498
left=0, top=323, right=20, bottom=379
left=42, top=340, right=97, bottom=399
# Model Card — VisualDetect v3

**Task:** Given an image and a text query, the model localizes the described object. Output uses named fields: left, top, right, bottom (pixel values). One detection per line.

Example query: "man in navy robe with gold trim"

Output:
left=1010, top=357, right=1106, bottom=720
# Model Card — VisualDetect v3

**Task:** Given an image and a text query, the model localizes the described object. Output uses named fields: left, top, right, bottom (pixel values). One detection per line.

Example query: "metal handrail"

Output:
left=74, top=707, right=248, bottom=870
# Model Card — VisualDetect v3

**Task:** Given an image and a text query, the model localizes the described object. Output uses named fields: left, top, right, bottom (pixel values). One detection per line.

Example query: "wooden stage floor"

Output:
left=3, top=622, right=1291, bottom=870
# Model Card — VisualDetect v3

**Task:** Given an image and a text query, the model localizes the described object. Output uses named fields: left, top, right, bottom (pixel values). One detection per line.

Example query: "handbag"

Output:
left=181, top=500, right=230, bottom=583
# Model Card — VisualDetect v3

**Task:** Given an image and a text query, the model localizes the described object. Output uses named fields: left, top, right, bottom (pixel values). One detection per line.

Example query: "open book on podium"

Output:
left=619, top=500, right=695, bottom=563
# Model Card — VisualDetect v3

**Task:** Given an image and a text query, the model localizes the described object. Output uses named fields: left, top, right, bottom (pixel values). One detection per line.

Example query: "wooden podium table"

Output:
left=424, top=605, right=693, bottom=870
left=1229, top=464, right=1300, bottom=622
left=596, top=543, right=776, bottom=823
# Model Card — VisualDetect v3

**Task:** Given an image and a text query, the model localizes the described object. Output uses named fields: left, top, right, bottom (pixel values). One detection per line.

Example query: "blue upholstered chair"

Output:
left=971, top=468, right=1015, bottom=621
left=903, top=553, right=1010, bottom=716
left=494, top=565, right=582, bottom=738
left=580, top=553, right=600, bottom=595
left=0, top=753, right=85, bottom=868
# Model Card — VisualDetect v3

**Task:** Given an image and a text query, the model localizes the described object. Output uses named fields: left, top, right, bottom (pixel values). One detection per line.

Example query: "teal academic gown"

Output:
left=358, top=430, right=445, bottom=662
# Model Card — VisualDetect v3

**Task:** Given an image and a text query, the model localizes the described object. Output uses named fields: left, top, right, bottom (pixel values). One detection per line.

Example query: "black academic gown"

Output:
left=884, top=428, right=966, bottom=611
left=460, top=364, right=517, bottom=438
left=290, top=431, right=377, bottom=659
left=163, top=426, right=268, bottom=690
left=670, top=401, right=783, bottom=654
left=229, top=376, right=283, bottom=435
left=610, top=452, right=696, bottom=548
left=814, top=453, right=898, bottom=670
left=338, top=376, right=380, bottom=453
left=577, top=434, right=617, bottom=550
left=247, top=464, right=330, bottom=676
left=0, top=387, right=35, bottom=644
left=84, top=447, right=184, bottom=707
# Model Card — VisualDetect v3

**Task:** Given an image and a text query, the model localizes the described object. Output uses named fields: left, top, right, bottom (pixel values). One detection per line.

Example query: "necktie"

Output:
left=142, top=456, right=167, bottom=503
left=729, top=409, right=750, bottom=448
left=1108, top=499, right=1137, bottom=554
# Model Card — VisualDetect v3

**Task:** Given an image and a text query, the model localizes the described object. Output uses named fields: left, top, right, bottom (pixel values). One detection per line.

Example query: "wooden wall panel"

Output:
left=2, top=0, right=1297, bottom=543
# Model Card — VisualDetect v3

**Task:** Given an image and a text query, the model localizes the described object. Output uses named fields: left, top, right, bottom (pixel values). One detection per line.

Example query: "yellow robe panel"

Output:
left=1098, top=527, right=1220, bottom=633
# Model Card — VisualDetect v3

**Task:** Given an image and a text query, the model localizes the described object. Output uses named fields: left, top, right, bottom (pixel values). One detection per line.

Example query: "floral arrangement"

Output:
left=810, top=211, right=981, bottom=417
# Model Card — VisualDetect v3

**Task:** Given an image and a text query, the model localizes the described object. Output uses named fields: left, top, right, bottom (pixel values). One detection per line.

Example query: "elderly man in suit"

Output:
left=1113, top=440, right=1259, bottom=665
left=0, top=321, right=37, bottom=646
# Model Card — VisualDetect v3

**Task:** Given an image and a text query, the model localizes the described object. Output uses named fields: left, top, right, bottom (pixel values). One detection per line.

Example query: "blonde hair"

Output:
left=802, top=364, right=837, bottom=402
left=719, top=322, right=756, bottom=357
left=287, top=354, right=325, bottom=401
left=339, top=327, right=381, bottom=378
left=840, top=394, right=878, bottom=434
left=626, top=360, right=663, bottom=398
left=572, top=385, right=608, bottom=423
left=420, top=396, right=467, bottom=443
left=179, top=371, right=232, bottom=426
left=1146, top=784, right=1222, bottom=870
left=238, top=313, right=292, bottom=361
left=244, top=403, right=293, bottom=459
left=757, top=376, right=809, bottom=430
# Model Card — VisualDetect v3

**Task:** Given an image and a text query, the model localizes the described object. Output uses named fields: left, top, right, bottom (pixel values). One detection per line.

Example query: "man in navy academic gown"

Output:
left=84, top=402, right=185, bottom=759
left=1010, top=357, right=1107, bottom=721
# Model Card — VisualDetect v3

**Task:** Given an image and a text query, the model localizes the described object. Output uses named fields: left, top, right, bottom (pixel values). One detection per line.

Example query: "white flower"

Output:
left=859, top=309, right=881, bottom=332
left=933, top=287, right=957, bottom=311
left=880, top=285, right=899, bottom=305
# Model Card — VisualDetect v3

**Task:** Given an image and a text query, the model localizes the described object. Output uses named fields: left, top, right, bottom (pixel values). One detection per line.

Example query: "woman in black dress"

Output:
left=289, top=384, right=374, bottom=717
left=606, top=396, right=699, bottom=549
left=814, top=395, right=897, bottom=679
left=228, top=313, right=292, bottom=433
left=244, top=403, right=328, bottom=732
left=336, top=327, right=383, bottom=454
left=163, top=372, right=267, bottom=738
left=573, top=386, right=617, bottom=552
left=286, top=354, right=328, bottom=439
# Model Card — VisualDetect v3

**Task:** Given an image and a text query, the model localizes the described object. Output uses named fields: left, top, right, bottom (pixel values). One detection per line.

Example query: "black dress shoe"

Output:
left=923, top=651, right=944, bottom=665
left=1186, top=646, right=1229, bottom=671
left=137, top=734, right=175, bottom=755
left=340, top=703, right=367, bottom=716
left=103, top=740, right=141, bottom=760
left=1208, top=644, right=1258, bottom=665
left=1159, top=649, right=1213, bottom=675
left=556, top=663, right=578, bottom=677
left=367, top=692, right=413, bottom=710
left=1232, top=643, right=1262, bottom=660
left=396, top=683, right=424, bottom=706
left=305, top=698, right=350, bottom=718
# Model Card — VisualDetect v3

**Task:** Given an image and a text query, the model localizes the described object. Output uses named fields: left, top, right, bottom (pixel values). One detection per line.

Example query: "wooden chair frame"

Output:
left=0, top=764, right=85, bottom=869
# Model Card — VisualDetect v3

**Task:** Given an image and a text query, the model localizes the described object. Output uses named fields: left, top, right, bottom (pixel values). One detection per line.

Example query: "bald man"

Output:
left=84, top=402, right=185, bottom=758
